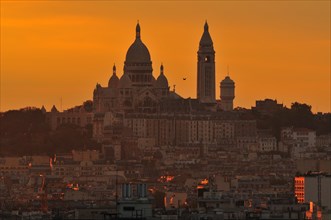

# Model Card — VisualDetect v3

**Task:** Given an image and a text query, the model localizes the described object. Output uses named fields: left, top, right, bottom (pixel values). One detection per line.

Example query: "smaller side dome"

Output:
left=119, top=74, right=132, bottom=88
left=108, top=64, right=119, bottom=88
left=108, top=75, right=119, bottom=88
left=156, top=64, right=169, bottom=88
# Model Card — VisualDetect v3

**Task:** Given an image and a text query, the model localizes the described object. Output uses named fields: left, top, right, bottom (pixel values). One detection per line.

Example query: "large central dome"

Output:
left=125, top=23, right=151, bottom=63
left=123, top=23, right=154, bottom=87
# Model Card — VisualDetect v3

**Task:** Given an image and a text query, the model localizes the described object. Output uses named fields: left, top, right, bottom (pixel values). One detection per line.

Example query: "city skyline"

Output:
left=1, top=1, right=330, bottom=112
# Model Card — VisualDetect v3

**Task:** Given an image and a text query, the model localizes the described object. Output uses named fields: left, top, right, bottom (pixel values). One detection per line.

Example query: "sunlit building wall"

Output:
left=295, top=174, right=331, bottom=211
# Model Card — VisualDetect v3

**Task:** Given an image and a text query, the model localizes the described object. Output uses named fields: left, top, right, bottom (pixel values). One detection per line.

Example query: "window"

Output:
left=123, top=206, right=135, bottom=211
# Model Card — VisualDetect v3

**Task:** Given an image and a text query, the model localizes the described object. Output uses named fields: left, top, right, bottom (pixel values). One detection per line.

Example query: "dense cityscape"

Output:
left=0, top=22, right=330, bottom=220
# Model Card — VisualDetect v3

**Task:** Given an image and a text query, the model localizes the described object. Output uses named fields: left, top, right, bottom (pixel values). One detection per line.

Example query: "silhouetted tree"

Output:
left=0, top=107, right=97, bottom=156
left=289, top=102, right=314, bottom=128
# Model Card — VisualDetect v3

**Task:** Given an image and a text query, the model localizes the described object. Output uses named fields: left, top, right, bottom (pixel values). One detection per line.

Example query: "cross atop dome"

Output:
left=160, top=63, right=164, bottom=74
left=136, top=21, right=140, bottom=38
left=113, top=64, right=116, bottom=75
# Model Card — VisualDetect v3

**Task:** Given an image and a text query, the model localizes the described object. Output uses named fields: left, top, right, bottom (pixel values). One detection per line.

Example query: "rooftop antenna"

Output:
left=60, top=97, right=63, bottom=112
left=173, top=84, right=176, bottom=92
left=227, top=65, right=230, bottom=77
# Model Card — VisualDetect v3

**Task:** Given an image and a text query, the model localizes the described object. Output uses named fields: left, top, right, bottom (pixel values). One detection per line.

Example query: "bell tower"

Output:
left=197, top=21, right=216, bottom=103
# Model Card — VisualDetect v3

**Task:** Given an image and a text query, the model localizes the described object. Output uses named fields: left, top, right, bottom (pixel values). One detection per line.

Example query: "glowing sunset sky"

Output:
left=1, top=1, right=330, bottom=112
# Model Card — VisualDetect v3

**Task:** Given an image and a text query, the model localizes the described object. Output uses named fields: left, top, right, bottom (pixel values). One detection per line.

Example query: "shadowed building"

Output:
left=295, top=172, right=331, bottom=211
left=46, top=102, right=93, bottom=131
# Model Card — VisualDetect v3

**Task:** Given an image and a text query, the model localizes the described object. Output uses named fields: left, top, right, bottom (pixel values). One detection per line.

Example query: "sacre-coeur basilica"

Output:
left=48, top=22, right=247, bottom=146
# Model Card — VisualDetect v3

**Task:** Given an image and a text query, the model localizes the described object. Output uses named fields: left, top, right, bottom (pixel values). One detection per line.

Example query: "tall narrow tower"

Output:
left=197, top=21, right=216, bottom=103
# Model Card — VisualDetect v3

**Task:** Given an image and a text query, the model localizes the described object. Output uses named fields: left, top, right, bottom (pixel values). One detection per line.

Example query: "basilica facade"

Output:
left=93, top=23, right=172, bottom=114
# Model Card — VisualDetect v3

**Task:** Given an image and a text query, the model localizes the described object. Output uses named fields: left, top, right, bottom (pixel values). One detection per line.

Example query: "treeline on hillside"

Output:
left=0, top=103, right=329, bottom=156
left=254, top=102, right=331, bottom=140
left=0, top=107, right=97, bottom=156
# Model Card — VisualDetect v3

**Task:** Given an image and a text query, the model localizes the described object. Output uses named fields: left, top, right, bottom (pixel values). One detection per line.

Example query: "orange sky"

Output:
left=1, top=1, right=330, bottom=113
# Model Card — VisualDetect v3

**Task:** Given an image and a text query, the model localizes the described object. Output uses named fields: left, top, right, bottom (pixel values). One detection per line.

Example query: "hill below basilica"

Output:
left=0, top=102, right=329, bottom=156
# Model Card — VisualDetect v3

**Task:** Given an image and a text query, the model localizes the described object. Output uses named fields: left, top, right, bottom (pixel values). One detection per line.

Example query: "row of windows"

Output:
left=57, top=117, right=81, bottom=125
left=0, top=171, right=29, bottom=176
left=126, top=63, right=151, bottom=67
left=120, top=90, right=132, bottom=96
left=295, top=186, right=304, bottom=190
left=0, top=167, right=28, bottom=170
left=295, top=180, right=304, bottom=184
left=129, top=74, right=153, bottom=83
